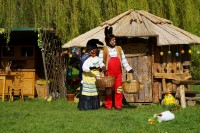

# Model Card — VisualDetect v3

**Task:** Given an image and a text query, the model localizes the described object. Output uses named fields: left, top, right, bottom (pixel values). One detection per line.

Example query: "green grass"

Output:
left=1, top=98, right=200, bottom=133
left=192, top=85, right=200, bottom=97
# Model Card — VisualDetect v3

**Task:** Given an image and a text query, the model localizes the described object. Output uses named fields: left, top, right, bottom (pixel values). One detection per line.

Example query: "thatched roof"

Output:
left=62, top=9, right=200, bottom=48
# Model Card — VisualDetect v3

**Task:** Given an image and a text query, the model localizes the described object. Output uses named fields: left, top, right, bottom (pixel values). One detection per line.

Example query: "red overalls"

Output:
left=105, top=57, right=123, bottom=109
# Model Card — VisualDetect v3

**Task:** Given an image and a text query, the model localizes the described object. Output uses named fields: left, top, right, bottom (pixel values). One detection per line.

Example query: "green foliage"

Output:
left=37, top=28, right=43, bottom=49
left=0, top=28, right=5, bottom=34
left=0, top=99, right=200, bottom=133
left=162, top=104, right=180, bottom=112
left=1, top=0, right=200, bottom=41
left=0, top=0, right=200, bottom=76
left=191, top=45, right=200, bottom=79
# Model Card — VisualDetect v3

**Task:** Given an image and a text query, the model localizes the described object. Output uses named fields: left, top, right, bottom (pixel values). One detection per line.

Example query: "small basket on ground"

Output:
left=96, top=76, right=115, bottom=89
left=35, top=84, right=48, bottom=98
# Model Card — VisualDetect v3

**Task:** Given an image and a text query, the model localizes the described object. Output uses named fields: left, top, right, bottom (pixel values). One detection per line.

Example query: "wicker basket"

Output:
left=35, top=84, right=48, bottom=98
left=96, top=76, right=115, bottom=88
left=123, top=80, right=140, bottom=94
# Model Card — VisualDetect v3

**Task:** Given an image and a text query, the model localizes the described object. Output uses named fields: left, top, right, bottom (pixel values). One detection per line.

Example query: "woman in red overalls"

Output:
left=99, top=26, right=133, bottom=110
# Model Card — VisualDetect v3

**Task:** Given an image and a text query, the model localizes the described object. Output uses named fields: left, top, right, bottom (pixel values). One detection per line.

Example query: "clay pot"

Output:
left=66, top=94, right=75, bottom=101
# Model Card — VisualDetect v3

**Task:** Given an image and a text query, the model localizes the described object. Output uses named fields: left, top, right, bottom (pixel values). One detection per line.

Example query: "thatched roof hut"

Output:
left=62, top=9, right=200, bottom=104
left=62, top=9, right=200, bottom=48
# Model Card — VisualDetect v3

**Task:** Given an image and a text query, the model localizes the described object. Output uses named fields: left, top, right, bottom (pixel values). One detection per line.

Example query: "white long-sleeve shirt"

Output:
left=82, top=56, right=100, bottom=72
left=82, top=56, right=100, bottom=96
left=98, top=46, right=132, bottom=72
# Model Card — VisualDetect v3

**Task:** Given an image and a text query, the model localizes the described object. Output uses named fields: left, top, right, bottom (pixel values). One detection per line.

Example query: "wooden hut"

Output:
left=62, top=9, right=200, bottom=103
left=0, top=28, right=65, bottom=100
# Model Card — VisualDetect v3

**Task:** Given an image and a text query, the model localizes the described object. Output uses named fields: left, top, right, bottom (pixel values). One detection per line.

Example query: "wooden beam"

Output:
left=153, top=73, right=191, bottom=80
left=125, top=53, right=146, bottom=57
left=185, top=97, right=200, bottom=101
left=163, top=90, right=199, bottom=95
left=172, top=80, right=200, bottom=85
left=154, top=73, right=180, bottom=80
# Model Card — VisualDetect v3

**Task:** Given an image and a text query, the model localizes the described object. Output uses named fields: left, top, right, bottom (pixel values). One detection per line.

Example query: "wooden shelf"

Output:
left=1, top=57, right=34, bottom=60
left=1, top=45, right=35, bottom=69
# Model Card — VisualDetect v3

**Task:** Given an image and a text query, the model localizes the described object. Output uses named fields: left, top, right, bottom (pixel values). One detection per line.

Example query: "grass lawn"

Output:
left=192, top=85, right=200, bottom=96
left=0, top=97, right=200, bottom=133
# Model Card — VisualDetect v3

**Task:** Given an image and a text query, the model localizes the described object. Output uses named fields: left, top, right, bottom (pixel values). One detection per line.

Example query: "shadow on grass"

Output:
left=123, top=103, right=138, bottom=109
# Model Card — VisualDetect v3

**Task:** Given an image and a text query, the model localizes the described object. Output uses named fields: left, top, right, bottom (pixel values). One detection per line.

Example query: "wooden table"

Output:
left=0, top=74, right=15, bottom=102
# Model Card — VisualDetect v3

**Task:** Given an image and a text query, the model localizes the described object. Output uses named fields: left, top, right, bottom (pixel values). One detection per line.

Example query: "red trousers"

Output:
left=105, top=57, right=123, bottom=109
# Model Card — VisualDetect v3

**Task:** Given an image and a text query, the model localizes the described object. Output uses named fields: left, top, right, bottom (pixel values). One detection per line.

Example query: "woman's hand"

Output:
left=89, top=67, right=100, bottom=70
left=89, top=67, right=96, bottom=70
left=128, top=69, right=134, bottom=73
left=101, top=66, right=106, bottom=72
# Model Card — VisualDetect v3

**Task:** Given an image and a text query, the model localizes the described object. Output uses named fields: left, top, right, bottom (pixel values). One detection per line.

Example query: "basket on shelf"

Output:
left=96, top=75, right=115, bottom=89
left=122, top=73, right=140, bottom=94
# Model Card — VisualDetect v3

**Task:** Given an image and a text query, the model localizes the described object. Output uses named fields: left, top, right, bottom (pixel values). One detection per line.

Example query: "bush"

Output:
left=191, top=45, right=200, bottom=79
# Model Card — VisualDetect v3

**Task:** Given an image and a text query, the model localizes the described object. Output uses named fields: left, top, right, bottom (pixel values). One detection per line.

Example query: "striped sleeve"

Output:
left=121, top=50, right=132, bottom=72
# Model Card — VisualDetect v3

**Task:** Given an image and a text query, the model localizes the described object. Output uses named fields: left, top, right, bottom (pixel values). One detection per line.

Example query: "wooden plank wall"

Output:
left=119, top=37, right=192, bottom=103
left=121, top=39, right=152, bottom=103
left=125, top=55, right=152, bottom=102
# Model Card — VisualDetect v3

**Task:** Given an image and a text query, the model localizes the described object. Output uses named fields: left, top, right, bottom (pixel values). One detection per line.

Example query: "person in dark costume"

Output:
left=78, top=39, right=103, bottom=110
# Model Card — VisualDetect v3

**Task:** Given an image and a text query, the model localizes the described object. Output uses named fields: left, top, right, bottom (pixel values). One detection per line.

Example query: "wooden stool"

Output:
left=8, top=86, right=24, bottom=102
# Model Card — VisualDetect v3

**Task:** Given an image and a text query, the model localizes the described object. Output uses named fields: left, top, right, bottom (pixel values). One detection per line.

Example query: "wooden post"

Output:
left=158, top=82, right=162, bottom=100
left=152, top=82, right=159, bottom=103
left=179, top=85, right=186, bottom=108
left=172, top=58, right=177, bottom=74
left=162, top=78, right=167, bottom=92
left=41, top=49, right=49, bottom=96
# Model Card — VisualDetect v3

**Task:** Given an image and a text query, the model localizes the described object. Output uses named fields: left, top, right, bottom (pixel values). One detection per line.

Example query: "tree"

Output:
left=0, top=0, right=200, bottom=78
